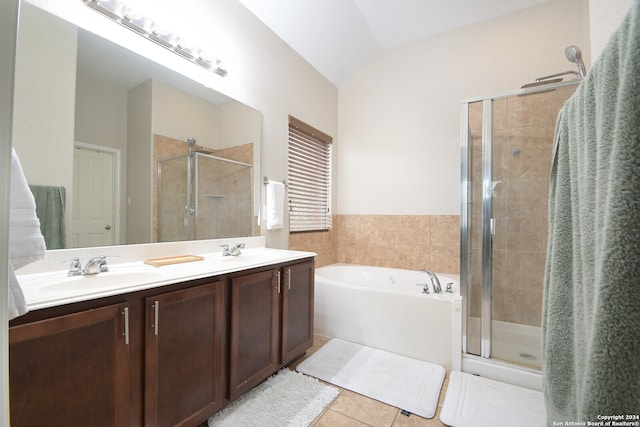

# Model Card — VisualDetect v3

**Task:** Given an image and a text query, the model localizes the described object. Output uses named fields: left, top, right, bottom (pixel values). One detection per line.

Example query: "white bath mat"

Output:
left=295, top=338, right=445, bottom=418
left=440, top=371, right=546, bottom=427
left=208, top=368, right=339, bottom=427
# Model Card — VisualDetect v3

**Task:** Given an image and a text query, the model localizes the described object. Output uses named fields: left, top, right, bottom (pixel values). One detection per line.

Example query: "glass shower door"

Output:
left=462, top=100, right=484, bottom=357
left=157, top=155, right=193, bottom=242
left=194, top=153, right=252, bottom=239
left=461, top=84, right=577, bottom=369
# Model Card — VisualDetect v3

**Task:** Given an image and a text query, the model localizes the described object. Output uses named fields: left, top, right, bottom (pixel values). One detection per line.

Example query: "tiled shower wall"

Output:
left=289, top=214, right=460, bottom=274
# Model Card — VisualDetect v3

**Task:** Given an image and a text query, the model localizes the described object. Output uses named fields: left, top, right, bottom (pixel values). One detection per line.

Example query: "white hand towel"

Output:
left=266, top=181, right=285, bottom=230
left=8, top=148, right=46, bottom=320
left=8, top=262, right=27, bottom=320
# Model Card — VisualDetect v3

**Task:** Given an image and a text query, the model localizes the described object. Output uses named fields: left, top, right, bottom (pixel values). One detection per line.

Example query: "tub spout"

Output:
left=422, top=269, right=442, bottom=293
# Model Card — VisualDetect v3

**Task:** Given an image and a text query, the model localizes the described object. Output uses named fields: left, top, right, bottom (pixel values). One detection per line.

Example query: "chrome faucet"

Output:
left=221, top=243, right=245, bottom=257
left=83, top=256, right=109, bottom=275
left=67, top=257, right=83, bottom=276
left=66, top=255, right=109, bottom=276
left=422, top=269, right=442, bottom=294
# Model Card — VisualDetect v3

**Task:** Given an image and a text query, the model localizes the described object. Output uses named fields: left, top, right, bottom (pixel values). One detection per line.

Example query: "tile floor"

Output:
left=289, top=335, right=450, bottom=427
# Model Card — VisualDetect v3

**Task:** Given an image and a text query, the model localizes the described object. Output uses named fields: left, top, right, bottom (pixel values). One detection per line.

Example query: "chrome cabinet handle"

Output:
left=123, top=307, right=130, bottom=344
left=286, top=269, right=291, bottom=291
left=276, top=271, right=281, bottom=294
left=152, top=301, right=159, bottom=335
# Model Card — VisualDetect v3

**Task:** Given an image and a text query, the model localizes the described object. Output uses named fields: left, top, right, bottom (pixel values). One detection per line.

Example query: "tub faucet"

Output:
left=221, top=243, right=245, bottom=256
left=422, top=269, right=442, bottom=294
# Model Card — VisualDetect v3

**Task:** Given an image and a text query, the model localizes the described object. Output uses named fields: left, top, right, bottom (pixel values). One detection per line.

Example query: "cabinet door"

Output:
left=281, top=260, right=315, bottom=365
left=229, top=269, right=280, bottom=400
left=9, top=303, right=130, bottom=427
left=145, top=281, right=225, bottom=427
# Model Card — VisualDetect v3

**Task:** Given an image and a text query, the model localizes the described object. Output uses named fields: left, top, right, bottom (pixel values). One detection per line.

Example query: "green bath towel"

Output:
left=542, top=2, right=640, bottom=424
left=29, top=185, right=66, bottom=249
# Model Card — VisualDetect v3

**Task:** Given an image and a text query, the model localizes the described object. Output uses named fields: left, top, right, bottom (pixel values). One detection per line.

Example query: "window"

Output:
left=287, top=116, right=332, bottom=232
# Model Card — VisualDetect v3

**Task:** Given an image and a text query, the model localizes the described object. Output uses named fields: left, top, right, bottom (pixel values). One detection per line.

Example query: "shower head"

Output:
left=565, top=45, right=586, bottom=79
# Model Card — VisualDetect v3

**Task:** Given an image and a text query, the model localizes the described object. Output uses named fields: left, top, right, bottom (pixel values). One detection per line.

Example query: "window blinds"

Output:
left=287, top=118, right=332, bottom=232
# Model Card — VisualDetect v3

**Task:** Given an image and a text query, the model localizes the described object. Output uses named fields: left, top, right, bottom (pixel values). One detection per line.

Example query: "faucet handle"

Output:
left=57, top=257, right=83, bottom=276
left=416, top=283, right=430, bottom=294
left=446, top=282, right=454, bottom=293
left=98, top=255, right=110, bottom=273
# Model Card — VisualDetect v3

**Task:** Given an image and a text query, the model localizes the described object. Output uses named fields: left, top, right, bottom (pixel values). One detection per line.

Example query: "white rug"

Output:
left=440, top=371, right=546, bottom=427
left=208, top=368, right=339, bottom=427
left=295, top=338, right=446, bottom=418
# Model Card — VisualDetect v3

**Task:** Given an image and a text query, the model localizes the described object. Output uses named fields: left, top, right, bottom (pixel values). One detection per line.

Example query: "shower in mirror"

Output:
left=157, top=138, right=253, bottom=242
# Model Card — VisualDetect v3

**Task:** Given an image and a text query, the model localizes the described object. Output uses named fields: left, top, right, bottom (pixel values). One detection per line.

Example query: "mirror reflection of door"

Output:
left=72, top=143, right=118, bottom=248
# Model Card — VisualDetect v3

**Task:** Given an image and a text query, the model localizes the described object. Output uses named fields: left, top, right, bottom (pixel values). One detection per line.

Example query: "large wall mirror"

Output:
left=12, top=2, right=262, bottom=250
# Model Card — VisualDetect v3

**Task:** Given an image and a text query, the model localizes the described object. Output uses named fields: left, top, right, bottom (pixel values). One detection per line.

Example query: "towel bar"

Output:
left=263, top=176, right=287, bottom=187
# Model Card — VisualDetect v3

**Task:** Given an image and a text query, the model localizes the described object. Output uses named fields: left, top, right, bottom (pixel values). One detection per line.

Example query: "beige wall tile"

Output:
left=290, top=214, right=460, bottom=273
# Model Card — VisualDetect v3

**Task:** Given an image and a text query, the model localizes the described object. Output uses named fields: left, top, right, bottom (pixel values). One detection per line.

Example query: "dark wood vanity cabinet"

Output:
left=228, top=259, right=314, bottom=400
left=281, top=260, right=315, bottom=365
left=9, top=256, right=314, bottom=426
left=144, top=281, right=226, bottom=427
left=228, top=268, right=281, bottom=400
left=9, top=302, right=130, bottom=427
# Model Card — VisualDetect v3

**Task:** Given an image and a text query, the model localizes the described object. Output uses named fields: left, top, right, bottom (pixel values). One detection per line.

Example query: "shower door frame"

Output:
left=459, top=80, right=579, bottom=373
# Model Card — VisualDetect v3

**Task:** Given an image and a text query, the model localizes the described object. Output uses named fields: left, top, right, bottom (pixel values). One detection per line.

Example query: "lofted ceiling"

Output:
left=237, top=0, right=553, bottom=86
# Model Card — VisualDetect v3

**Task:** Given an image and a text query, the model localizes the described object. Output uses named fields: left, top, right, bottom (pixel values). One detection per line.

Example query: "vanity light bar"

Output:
left=82, top=0, right=228, bottom=77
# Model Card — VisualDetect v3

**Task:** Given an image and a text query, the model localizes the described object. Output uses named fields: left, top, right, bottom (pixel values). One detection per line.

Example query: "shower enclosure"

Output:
left=157, top=152, right=252, bottom=242
left=460, top=81, right=578, bottom=372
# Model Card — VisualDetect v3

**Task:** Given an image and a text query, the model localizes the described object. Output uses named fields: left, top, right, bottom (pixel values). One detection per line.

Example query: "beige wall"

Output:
left=337, top=0, right=590, bottom=217
left=589, top=0, right=633, bottom=62
left=152, top=81, right=221, bottom=146
left=75, top=72, right=128, bottom=244
left=126, top=80, right=153, bottom=243
left=12, top=2, right=77, bottom=245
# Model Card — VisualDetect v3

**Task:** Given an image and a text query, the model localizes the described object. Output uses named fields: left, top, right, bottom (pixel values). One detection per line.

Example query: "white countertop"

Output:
left=16, top=239, right=315, bottom=311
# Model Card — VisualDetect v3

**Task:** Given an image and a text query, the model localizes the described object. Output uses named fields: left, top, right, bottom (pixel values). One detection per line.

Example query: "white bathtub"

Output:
left=314, top=263, right=462, bottom=370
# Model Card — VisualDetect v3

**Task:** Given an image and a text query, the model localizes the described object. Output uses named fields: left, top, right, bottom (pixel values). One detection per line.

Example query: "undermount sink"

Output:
left=20, top=267, right=166, bottom=295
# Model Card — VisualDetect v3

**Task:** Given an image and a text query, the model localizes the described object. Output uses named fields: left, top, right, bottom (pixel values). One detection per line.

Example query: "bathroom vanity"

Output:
left=8, top=240, right=315, bottom=427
